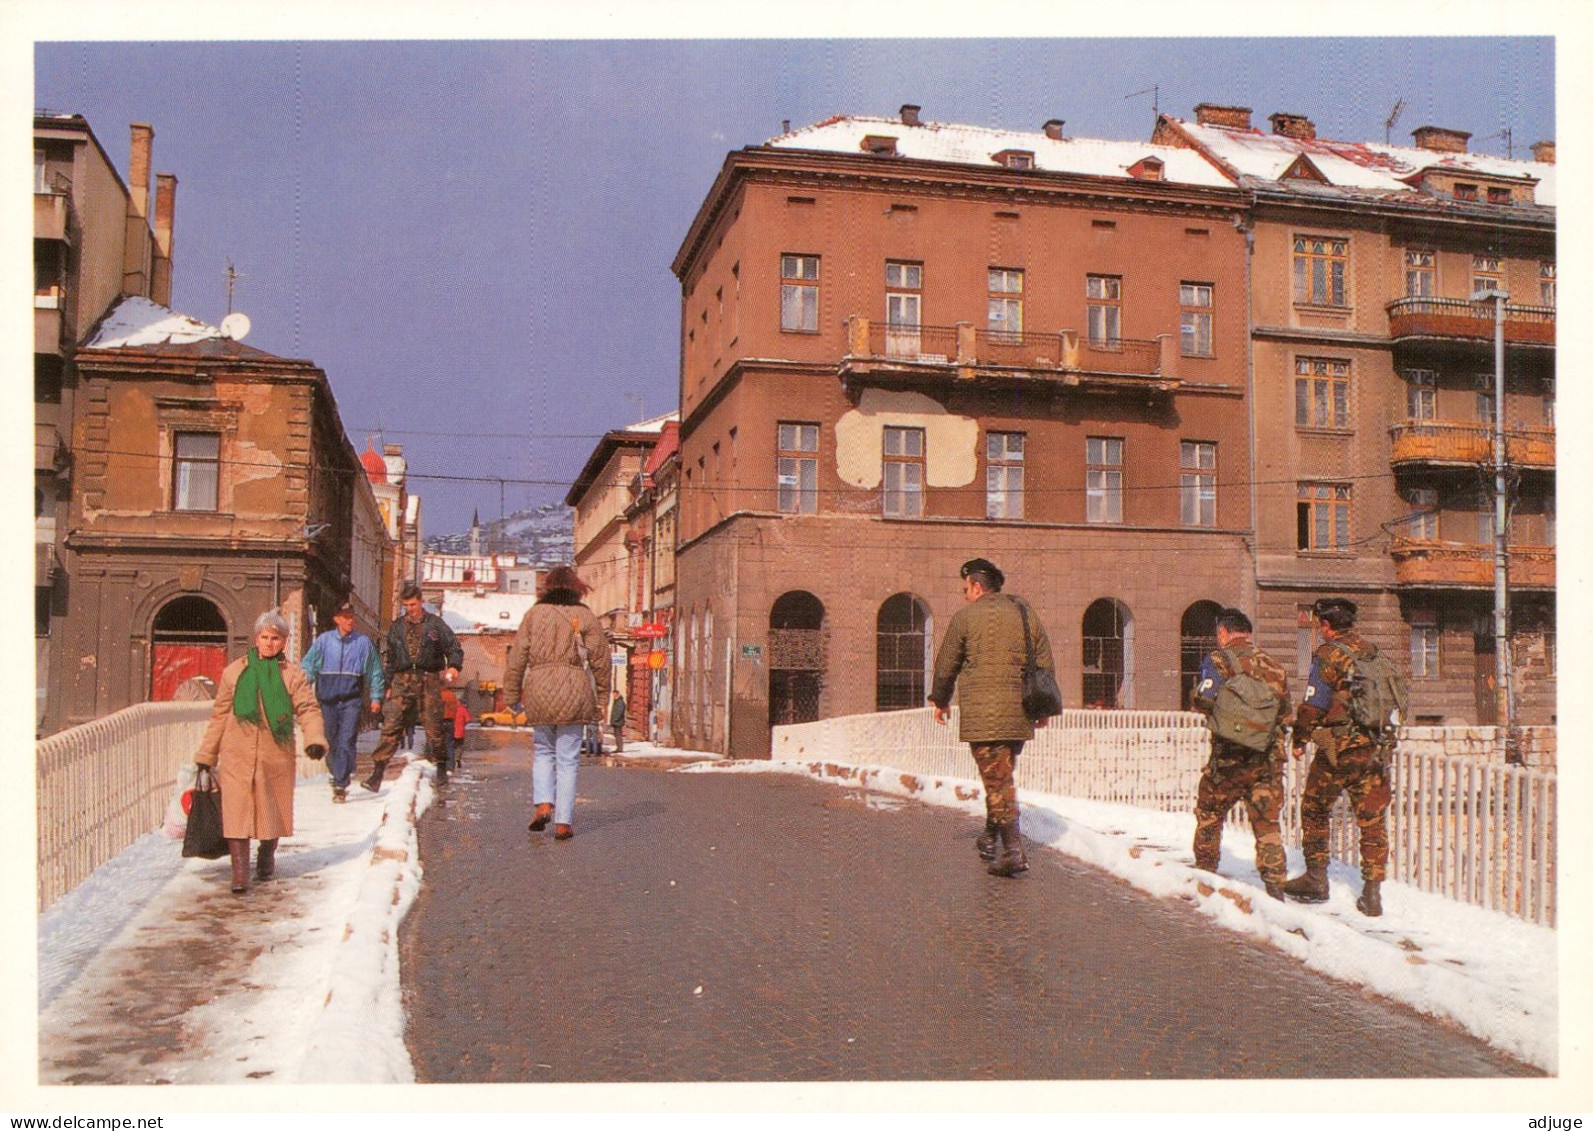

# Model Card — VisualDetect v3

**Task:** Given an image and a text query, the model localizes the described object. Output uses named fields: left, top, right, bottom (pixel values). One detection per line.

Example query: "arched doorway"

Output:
left=151, top=595, right=229, bottom=700
left=876, top=593, right=932, bottom=711
left=1179, top=600, right=1224, bottom=710
left=1081, top=598, right=1133, bottom=709
left=768, top=591, right=826, bottom=726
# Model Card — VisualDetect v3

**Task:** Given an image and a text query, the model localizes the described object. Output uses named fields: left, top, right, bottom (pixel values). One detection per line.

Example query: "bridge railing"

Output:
left=36, top=701, right=326, bottom=911
left=772, top=708, right=1556, bottom=926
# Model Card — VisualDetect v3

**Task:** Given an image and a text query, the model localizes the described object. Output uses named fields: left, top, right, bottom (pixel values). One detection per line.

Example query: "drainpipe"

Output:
left=1239, top=209, right=1260, bottom=629
left=1481, top=288, right=1514, bottom=760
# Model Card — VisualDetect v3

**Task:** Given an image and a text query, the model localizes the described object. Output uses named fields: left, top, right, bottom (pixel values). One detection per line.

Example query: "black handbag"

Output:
left=181, top=765, right=228, bottom=860
left=1015, top=598, right=1063, bottom=721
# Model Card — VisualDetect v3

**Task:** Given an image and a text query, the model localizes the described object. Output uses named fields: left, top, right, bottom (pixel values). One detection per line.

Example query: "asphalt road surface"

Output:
left=400, top=737, right=1538, bottom=1082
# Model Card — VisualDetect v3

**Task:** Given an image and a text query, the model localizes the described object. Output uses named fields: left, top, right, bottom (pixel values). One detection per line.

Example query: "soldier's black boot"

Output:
left=1356, top=879, right=1383, bottom=917
left=987, top=820, right=1028, bottom=878
left=1263, top=881, right=1286, bottom=901
left=1282, top=862, right=1329, bottom=903
left=975, top=820, right=999, bottom=863
left=360, top=759, right=388, bottom=793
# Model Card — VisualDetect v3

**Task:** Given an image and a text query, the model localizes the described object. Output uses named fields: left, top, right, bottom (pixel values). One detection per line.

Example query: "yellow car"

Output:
left=478, top=707, right=527, bottom=728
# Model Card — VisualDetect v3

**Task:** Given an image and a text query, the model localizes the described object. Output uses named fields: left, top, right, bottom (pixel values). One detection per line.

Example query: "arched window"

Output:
left=151, top=595, right=229, bottom=700
left=1081, top=598, right=1133, bottom=709
left=769, top=591, right=826, bottom=726
left=1180, top=600, right=1224, bottom=710
left=876, top=593, right=932, bottom=711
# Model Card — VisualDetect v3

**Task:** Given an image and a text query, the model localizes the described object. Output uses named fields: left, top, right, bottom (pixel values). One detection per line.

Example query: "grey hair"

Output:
left=253, top=610, right=290, bottom=637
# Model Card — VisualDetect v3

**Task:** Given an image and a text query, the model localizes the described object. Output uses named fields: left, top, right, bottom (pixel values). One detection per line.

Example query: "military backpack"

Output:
left=1207, top=647, right=1282, bottom=754
left=1330, top=640, right=1408, bottom=741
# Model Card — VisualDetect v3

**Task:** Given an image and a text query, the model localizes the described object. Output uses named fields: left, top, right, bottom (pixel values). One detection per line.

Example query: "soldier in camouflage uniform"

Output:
left=1190, top=608, right=1292, bottom=900
left=1283, top=597, right=1391, bottom=917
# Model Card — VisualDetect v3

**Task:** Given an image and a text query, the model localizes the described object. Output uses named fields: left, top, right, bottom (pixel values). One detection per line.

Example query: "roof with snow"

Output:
left=765, top=115, right=1235, bottom=188
left=434, top=591, right=538, bottom=633
left=82, top=296, right=279, bottom=357
left=1160, top=116, right=1555, bottom=210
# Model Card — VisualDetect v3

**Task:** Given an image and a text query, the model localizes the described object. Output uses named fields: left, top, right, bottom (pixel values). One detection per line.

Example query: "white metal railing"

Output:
left=36, top=700, right=327, bottom=911
left=773, top=708, right=1556, bottom=926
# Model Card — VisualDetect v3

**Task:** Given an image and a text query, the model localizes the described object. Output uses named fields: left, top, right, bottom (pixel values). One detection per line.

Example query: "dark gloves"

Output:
left=306, top=744, right=327, bottom=761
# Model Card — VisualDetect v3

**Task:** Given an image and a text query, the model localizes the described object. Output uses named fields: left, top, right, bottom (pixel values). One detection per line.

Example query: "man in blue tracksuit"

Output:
left=300, top=600, right=386, bottom=802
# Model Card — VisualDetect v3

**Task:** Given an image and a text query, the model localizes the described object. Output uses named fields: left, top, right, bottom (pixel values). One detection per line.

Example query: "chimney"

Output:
left=1269, top=112, right=1316, bottom=141
left=1043, top=119, right=1065, bottom=141
left=128, top=123, right=154, bottom=218
left=1194, top=103, right=1253, bottom=130
left=1531, top=140, right=1555, bottom=164
left=900, top=104, right=922, bottom=127
left=1411, top=126, right=1471, bottom=154
left=151, top=172, right=177, bottom=306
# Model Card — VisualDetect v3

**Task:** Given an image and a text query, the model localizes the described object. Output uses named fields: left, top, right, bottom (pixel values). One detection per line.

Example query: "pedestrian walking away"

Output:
left=449, top=691, right=471, bottom=768
left=1283, top=597, right=1407, bottom=917
left=366, top=584, right=463, bottom=790
left=1189, top=607, right=1293, bottom=900
left=504, top=565, right=611, bottom=841
left=609, top=692, right=627, bottom=753
left=194, top=610, right=327, bottom=894
left=929, top=557, right=1058, bottom=878
left=299, top=600, right=385, bottom=803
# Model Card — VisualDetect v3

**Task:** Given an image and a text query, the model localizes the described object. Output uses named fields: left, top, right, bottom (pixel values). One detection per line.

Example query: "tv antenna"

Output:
left=1126, top=84, right=1160, bottom=119
left=224, top=257, right=246, bottom=314
left=1480, top=127, right=1515, bottom=158
left=1384, top=98, right=1405, bottom=144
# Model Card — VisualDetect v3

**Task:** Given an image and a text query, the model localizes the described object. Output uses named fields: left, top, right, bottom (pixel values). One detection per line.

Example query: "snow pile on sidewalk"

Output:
left=688, top=758, right=1557, bottom=1073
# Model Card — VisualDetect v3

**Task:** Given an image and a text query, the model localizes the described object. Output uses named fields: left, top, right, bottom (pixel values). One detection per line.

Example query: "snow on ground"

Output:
left=687, top=758, right=1559, bottom=1074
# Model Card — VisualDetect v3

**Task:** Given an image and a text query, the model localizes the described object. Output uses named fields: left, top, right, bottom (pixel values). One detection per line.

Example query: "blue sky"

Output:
left=30, top=35, right=1556, bottom=535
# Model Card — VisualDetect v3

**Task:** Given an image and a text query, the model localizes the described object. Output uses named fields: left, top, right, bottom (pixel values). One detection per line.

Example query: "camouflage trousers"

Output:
left=1193, top=743, right=1286, bottom=885
left=1300, top=740, right=1391, bottom=882
left=372, top=671, right=449, bottom=765
left=969, top=741, right=1024, bottom=825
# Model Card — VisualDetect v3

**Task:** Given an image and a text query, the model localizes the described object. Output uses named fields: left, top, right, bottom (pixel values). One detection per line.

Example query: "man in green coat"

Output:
left=929, top=558, right=1057, bottom=878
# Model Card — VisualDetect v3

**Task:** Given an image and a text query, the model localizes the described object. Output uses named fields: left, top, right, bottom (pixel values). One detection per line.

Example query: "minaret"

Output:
left=469, top=508, right=482, bottom=557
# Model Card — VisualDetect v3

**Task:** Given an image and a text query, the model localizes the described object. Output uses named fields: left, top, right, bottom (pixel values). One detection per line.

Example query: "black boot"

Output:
left=975, top=820, right=999, bottom=863
left=228, top=839, right=252, bottom=894
left=1282, top=862, right=1329, bottom=903
left=1356, top=879, right=1383, bottom=917
left=1263, top=881, right=1286, bottom=901
left=255, top=838, right=278, bottom=881
left=987, top=820, right=1028, bottom=878
left=360, top=759, right=388, bottom=793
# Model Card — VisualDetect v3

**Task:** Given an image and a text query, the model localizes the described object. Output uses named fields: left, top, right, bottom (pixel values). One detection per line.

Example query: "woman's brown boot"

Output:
left=255, top=838, right=278, bottom=881
left=228, top=839, right=252, bottom=894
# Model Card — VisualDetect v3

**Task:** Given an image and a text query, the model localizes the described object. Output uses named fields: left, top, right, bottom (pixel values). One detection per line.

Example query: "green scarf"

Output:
left=234, top=648, right=295, bottom=741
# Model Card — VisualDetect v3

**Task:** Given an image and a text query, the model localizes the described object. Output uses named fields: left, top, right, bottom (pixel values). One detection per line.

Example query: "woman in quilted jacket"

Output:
left=503, top=566, right=611, bottom=840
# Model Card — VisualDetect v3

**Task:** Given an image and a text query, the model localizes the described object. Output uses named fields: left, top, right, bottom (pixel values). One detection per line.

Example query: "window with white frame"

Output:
left=1410, top=609, right=1440, bottom=678
left=1405, top=249, right=1436, bottom=297
left=1540, top=261, right=1556, bottom=307
left=985, top=431, right=1024, bottom=520
left=885, top=261, right=923, bottom=357
left=882, top=426, right=924, bottom=517
left=1407, top=487, right=1439, bottom=540
left=1297, top=482, right=1350, bottom=550
left=1180, top=441, right=1216, bottom=527
left=780, top=254, right=819, bottom=332
left=1295, top=357, right=1351, bottom=429
left=1292, top=235, right=1347, bottom=307
left=1471, top=254, right=1502, bottom=296
left=776, top=422, right=819, bottom=514
left=1476, top=491, right=1497, bottom=545
left=173, top=432, right=221, bottom=512
left=1542, top=377, right=1555, bottom=426
left=1474, top=373, right=1496, bottom=423
left=1179, top=283, right=1213, bottom=356
left=1086, top=436, right=1123, bottom=524
left=1086, top=275, right=1121, bottom=346
left=988, top=268, right=1024, bottom=342
left=1406, top=368, right=1437, bottom=420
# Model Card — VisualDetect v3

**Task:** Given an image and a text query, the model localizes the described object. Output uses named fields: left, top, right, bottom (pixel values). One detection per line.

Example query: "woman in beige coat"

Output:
left=503, top=566, right=610, bottom=840
left=196, top=611, right=327, bottom=893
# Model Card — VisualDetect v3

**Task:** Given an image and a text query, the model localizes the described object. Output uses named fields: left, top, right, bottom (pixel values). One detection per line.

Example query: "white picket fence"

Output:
left=771, top=708, right=1557, bottom=926
left=35, top=701, right=326, bottom=911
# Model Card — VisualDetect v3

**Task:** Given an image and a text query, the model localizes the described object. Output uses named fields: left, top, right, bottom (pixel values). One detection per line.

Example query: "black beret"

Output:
left=1312, top=597, right=1357, bottom=618
left=959, top=558, right=1005, bottom=588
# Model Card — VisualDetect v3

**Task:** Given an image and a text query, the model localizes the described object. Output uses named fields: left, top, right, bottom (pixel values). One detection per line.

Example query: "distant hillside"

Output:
left=425, top=503, right=574, bottom=567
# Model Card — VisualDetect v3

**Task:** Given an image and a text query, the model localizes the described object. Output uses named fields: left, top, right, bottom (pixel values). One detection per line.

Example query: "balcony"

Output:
left=841, top=317, right=1178, bottom=392
left=34, top=192, right=70, bottom=242
left=1389, top=539, right=1555, bottom=590
left=1386, top=297, right=1555, bottom=348
left=1389, top=421, right=1555, bottom=471
left=35, top=422, right=68, bottom=475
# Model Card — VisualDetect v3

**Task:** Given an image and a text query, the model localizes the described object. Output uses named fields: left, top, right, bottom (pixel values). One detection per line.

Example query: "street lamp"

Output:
left=1471, top=286, right=1513, bottom=759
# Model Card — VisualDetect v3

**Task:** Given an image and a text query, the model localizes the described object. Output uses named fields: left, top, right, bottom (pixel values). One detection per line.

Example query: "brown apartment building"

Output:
left=1155, top=106, right=1556, bottom=726
left=669, top=109, right=1258, bottom=755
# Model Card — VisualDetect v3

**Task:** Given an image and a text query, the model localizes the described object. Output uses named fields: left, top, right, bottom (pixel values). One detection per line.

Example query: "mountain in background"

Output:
left=424, top=502, right=575, bottom=567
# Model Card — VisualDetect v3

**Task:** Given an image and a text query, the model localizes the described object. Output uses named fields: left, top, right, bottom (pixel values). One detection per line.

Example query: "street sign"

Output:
left=741, top=644, right=763, bottom=659
left=635, top=622, right=668, bottom=639
left=647, top=651, right=667, bottom=670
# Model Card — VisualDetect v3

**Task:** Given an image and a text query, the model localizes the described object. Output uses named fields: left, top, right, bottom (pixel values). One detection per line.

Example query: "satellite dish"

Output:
left=220, top=312, right=251, bottom=341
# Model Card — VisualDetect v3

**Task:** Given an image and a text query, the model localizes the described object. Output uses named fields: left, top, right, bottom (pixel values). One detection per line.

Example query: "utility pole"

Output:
left=1477, top=286, right=1514, bottom=760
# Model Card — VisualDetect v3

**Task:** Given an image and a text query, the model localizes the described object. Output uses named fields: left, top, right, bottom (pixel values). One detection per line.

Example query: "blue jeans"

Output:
left=321, top=697, right=363, bottom=788
left=532, top=724, right=583, bottom=826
